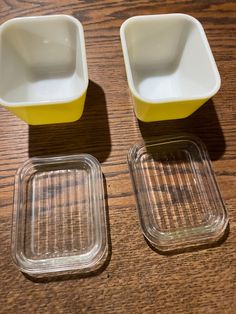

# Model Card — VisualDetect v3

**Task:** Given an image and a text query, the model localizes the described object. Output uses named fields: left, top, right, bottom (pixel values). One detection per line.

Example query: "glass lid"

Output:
left=128, top=135, right=228, bottom=251
left=12, top=154, right=108, bottom=276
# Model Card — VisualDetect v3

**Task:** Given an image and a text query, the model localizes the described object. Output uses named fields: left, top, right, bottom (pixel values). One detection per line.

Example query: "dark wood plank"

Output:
left=0, top=0, right=236, bottom=313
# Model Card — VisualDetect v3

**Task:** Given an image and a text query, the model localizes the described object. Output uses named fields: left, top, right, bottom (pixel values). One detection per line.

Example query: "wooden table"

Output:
left=0, top=1, right=236, bottom=313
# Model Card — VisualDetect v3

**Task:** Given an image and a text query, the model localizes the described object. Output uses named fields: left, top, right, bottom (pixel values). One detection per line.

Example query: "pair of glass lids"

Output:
left=12, top=134, right=228, bottom=277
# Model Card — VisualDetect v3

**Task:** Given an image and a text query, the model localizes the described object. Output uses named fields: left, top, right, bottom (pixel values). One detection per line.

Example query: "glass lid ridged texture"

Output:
left=128, top=135, right=228, bottom=251
left=12, top=154, right=108, bottom=276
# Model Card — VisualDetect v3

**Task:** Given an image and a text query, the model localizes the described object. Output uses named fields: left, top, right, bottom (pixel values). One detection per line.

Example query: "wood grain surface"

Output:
left=0, top=0, right=236, bottom=313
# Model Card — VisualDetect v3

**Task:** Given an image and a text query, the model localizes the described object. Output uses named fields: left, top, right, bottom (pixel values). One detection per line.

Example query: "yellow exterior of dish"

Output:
left=3, top=91, right=87, bottom=125
left=133, top=94, right=209, bottom=122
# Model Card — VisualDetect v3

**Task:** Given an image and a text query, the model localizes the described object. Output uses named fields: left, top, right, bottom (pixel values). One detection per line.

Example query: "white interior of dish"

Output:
left=121, top=14, right=220, bottom=102
left=0, top=16, right=88, bottom=106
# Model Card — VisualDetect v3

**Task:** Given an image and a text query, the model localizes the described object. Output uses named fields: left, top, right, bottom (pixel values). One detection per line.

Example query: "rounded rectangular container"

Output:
left=12, top=154, right=108, bottom=276
left=0, top=15, right=88, bottom=125
left=120, top=14, right=221, bottom=122
left=128, top=135, right=228, bottom=251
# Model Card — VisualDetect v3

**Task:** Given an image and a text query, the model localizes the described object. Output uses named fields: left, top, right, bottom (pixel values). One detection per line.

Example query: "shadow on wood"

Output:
left=28, top=80, right=111, bottom=163
left=138, top=99, right=225, bottom=161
